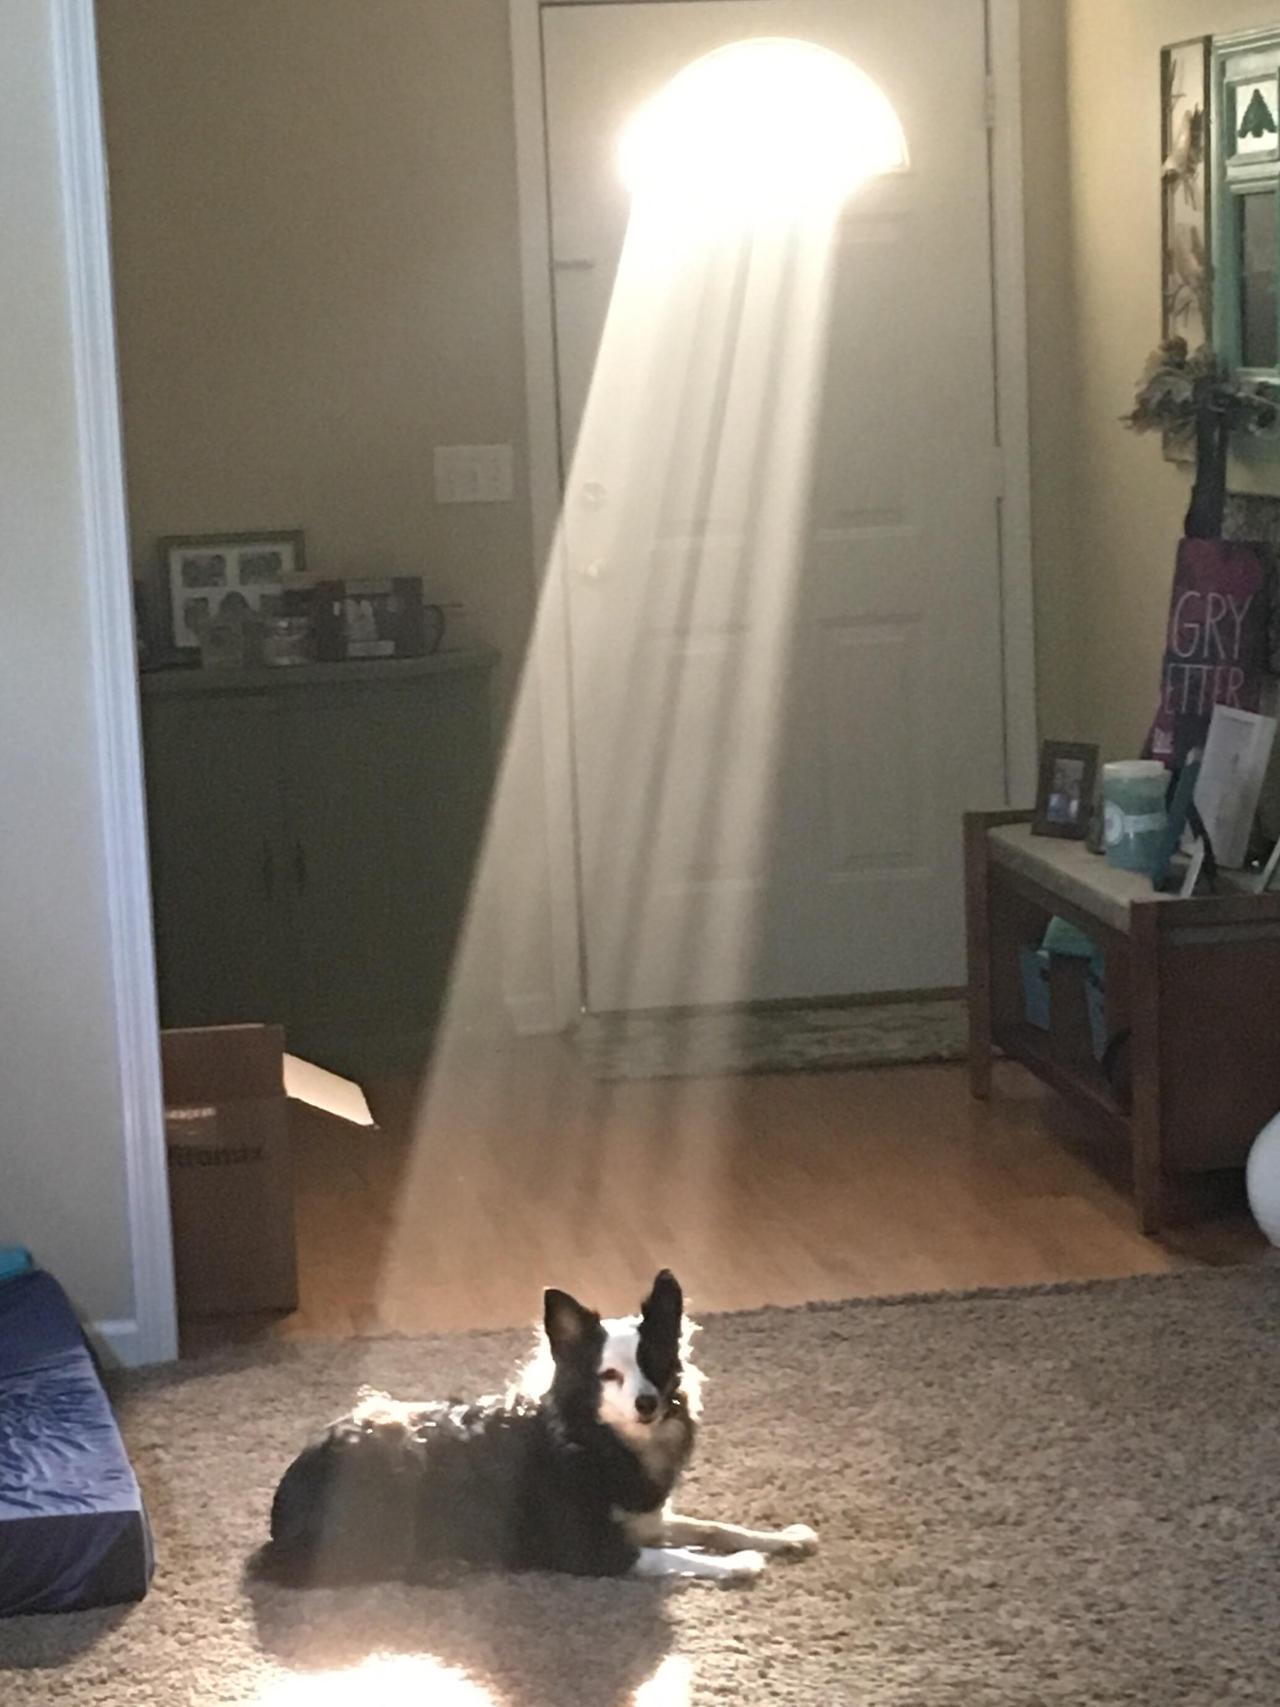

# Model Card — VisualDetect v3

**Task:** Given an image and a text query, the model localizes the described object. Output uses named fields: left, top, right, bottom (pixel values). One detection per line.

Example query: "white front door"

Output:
left=542, top=0, right=1008, bottom=1013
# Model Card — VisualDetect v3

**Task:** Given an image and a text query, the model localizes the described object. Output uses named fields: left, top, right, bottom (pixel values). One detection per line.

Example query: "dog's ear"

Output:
left=544, top=1288, right=598, bottom=1357
left=640, top=1270, right=683, bottom=1338
left=639, top=1271, right=684, bottom=1388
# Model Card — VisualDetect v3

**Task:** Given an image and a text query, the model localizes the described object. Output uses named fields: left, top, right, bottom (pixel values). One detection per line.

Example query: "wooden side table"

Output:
left=965, top=810, right=1280, bottom=1231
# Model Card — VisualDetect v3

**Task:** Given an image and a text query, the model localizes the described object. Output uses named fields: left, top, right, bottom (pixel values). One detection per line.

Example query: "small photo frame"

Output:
left=159, top=530, right=306, bottom=650
left=312, top=577, right=441, bottom=662
left=1032, top=741, right=1099, bottom=840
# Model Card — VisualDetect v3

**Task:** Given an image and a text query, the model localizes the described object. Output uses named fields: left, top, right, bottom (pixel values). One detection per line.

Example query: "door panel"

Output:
left=818, top=620, right=923, bottom=874
left=143, top=694, right=291, bottom=1027
left=543, top=0, right=1006, bottom=1010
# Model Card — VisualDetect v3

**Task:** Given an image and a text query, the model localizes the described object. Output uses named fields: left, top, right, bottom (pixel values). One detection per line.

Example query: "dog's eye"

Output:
left=600, top=1368, right=623, bottom=1384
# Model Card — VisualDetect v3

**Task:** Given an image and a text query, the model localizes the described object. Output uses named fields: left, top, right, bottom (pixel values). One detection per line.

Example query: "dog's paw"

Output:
left=779, top=1523, right=819, bottom=1557
left=721, top=1549, right=768, bottom=1583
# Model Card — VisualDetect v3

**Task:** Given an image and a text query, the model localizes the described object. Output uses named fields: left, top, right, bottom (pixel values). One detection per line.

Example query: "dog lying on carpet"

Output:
left=267, top=1270, right=817, bottom=1584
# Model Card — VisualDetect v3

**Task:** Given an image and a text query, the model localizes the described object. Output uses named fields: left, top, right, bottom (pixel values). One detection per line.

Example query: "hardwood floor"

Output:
left=180, top=1041, right=1269, bottom=1356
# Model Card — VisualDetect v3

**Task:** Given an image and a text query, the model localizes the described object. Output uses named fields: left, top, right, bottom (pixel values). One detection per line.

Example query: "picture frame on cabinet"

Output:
left=1032, top=741, right=1099, bottom=840
left=159, top=529, right=307, bottom=651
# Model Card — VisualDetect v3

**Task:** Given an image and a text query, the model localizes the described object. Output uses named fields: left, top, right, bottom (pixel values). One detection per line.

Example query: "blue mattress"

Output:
left=0, top=1270, right=153, bottom=1615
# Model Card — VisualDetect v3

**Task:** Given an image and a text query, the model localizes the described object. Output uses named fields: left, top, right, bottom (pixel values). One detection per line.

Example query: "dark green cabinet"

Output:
left=144, top=692, right=292, bottom=1028
left=141, top=652, right=497, bottom=1074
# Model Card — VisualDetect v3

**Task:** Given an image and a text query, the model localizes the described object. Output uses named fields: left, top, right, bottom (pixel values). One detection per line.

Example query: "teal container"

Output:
left=1102, top=760, right=1168, bottom=874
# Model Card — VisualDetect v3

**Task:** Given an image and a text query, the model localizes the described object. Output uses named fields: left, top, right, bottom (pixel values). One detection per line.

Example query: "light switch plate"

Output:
left=434, top=444, right=516, bottom=505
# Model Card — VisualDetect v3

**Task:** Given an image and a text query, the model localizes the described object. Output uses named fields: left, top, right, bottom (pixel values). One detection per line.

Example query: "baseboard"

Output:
left=87, top=1317, right=143, bottom=1368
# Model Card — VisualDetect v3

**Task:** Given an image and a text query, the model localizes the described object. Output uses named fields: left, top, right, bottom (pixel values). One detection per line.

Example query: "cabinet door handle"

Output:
left=261, top=839, right=275, bottom=900
left=293, top=840, right=308, bottom=892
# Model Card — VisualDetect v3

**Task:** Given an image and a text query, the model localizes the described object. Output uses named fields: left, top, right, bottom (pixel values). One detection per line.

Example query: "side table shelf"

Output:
left=964, top=810, right=1280, bottom=1231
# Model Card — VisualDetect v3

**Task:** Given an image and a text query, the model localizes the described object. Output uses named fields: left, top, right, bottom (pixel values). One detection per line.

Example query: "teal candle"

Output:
left=1102, top=760, right=1168, bottom=873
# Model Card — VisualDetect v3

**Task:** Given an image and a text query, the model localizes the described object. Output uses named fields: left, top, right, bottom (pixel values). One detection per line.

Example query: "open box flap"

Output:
left=283, top=1052, right=375, bottom=1127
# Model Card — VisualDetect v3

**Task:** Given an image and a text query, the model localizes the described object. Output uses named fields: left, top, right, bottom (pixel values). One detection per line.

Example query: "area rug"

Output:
left=5, top=1269, right=1280, bottom=1705
left=572, top=997, right=968, bottom=1080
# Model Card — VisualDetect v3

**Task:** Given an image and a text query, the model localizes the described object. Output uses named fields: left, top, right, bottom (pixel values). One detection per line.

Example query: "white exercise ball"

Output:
left=1246, top=1111, right=1280, bottom=1246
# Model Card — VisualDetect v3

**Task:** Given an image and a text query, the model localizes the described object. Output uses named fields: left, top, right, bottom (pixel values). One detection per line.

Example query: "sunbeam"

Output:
left=253, top=1649, right=693, bottom=1707
left=371, top=34, right=907, bottom=1326
left=254, top=1653, right=494, bottom=1706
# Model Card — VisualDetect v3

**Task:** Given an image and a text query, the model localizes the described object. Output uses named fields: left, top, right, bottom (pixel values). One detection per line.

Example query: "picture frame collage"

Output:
left=160, top=530, right=306, bottom=652
left=143, top=530, right=447, bottom=667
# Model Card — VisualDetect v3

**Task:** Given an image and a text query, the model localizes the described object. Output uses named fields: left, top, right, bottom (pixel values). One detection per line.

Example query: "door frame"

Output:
left=47, top=0, right=178, bottom=1364
left=509, top=0, right=1037, bottom=1029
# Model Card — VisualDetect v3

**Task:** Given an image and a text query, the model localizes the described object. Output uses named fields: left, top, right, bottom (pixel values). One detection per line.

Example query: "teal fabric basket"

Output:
left=1042, top=916, right=1097, bottom=960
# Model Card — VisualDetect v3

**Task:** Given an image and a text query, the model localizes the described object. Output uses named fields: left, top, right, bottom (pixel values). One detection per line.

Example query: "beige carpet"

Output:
left=5, top=1270, right=1280, bottom=1705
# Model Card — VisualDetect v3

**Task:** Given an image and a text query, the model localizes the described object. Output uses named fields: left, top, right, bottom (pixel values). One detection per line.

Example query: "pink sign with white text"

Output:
left=1146, top=538, right=1272, bottom=765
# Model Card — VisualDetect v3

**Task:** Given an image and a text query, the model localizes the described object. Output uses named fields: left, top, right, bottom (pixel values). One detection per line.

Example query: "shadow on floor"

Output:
left=0, top=1602, right=133, bottom=1670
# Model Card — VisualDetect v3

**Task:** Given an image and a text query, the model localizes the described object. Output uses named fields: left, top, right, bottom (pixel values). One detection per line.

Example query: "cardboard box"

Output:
left=161, top=1024, right=374, bottom=1318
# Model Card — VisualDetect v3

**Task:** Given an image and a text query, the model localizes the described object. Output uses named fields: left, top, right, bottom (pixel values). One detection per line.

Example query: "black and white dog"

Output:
left=268, top=1271, right=817, bottom=1584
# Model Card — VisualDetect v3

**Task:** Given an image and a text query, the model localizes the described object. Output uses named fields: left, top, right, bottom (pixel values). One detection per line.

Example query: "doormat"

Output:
left=571, top=997, right=968, bottom=1081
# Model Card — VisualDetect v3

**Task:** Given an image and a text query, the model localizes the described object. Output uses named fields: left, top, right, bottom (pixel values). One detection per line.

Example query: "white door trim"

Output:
left=509, top=0, right=585, bottom=1032
left=510, top=0, right=1037, bottom=1027
left=52, top=0, right=177, bottom=1366
left=987, top=0, right=1039, bottom=806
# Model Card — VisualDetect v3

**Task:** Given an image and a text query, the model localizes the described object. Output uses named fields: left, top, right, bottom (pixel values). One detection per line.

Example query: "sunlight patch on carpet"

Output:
left=255, top=1653, right=494, bottom=1705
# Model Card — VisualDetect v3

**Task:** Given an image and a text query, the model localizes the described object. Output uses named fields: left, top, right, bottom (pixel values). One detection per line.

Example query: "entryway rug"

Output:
left=572, top=997, right=968, bottom=1081
left=5, top=1269, right=1279, bottom=1705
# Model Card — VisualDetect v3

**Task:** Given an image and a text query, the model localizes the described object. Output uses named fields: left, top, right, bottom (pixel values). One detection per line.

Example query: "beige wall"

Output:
left=90, top=1, right=1102, bottom=1035
left=1055, top=0, right=1280, bottom=760
left=1, top=0, right=139, bottom=1329
left=97, top=0, right=533, bottom=698
left=101, top=0, right=1269, bottom=939
left=101, top=0, right=1081, bottom=742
